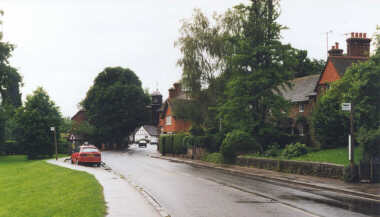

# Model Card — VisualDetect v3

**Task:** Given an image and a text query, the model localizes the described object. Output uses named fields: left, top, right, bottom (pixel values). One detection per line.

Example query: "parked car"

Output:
left=138, top=140, right=147, bottom=148
left=71, top=145, right=101, bottom=167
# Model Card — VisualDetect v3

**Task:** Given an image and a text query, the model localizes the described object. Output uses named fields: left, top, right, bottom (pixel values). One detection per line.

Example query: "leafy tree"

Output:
left=15, top=87, right=62, bottom=159
left=217, top=0, right=298, bottom=152
left=293, top=50, right=325, bottom=78
left=82, top=67, right=150, bottom=147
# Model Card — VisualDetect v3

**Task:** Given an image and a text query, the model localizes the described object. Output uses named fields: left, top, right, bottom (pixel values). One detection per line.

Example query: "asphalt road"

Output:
left=102, top=145, right=380, bottom=217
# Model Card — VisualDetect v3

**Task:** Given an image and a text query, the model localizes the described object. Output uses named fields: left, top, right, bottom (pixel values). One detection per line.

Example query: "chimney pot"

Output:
left=364, top=33, right=367, bottom=38
left=359, top=33, right=363, bottom=38
left=351, top=32, right=355, bottom=38
left=335, top=42, right=339, bottom=49
left=355, top=32, right=359, bottom=38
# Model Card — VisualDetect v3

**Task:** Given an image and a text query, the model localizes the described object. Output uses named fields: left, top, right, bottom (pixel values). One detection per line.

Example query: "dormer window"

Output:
left=299, top=103, right=305, bottom=113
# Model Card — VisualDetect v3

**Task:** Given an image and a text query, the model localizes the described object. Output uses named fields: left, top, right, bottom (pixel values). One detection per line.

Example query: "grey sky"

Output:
left=1, top=0, right=379, bottom=117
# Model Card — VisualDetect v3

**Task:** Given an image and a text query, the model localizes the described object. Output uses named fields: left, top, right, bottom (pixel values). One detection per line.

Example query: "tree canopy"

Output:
left=15, top=87, right=62, bottom=159
left=82, top=67, right=150, bottom=147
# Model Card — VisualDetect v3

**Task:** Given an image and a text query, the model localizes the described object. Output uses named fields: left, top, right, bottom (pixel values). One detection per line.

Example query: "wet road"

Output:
left=102, top=145, right=380, bottom=217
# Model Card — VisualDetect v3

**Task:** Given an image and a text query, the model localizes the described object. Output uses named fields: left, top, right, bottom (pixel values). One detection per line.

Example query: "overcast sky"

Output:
left=1, top=0, right=379, bottom=117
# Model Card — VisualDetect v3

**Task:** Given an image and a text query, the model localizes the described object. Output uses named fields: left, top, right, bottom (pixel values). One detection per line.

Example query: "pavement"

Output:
left=47, top=158, right=162, bottom=217
left=154, top=154, right=380, bottom=202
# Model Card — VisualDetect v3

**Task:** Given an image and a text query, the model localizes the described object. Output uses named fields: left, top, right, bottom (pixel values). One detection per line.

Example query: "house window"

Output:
left=165, top=116, right=172, bottom=125
left=299, top=125, right=304, bottom=136
left=299, top=103, right=305, bottom=113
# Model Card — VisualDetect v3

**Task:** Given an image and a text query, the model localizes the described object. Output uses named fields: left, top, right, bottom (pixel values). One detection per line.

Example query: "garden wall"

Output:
left=236, top=156, right=345, bottom=179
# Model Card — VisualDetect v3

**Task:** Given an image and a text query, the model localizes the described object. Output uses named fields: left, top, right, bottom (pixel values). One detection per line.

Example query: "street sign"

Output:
left=342, top=103, right=351, bottom=111
left=50, top=127, right=55, bottom=131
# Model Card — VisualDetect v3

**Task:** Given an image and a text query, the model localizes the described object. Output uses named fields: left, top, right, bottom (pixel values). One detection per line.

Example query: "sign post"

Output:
left=342, top=103, right=354, bottom=167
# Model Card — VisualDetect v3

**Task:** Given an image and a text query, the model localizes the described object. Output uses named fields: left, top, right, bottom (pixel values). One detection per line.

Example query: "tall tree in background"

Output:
left=218, top=0, right=298, bottom=151
left=82, top=67, right=150, bottom=148
left=15, top=87, right=62, bottom=159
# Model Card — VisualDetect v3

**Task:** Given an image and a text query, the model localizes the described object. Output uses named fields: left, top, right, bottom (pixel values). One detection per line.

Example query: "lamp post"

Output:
left=50, top=127, right=58, bottom=160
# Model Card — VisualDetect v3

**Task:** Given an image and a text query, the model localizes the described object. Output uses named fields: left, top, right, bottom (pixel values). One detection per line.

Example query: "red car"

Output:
left=71, top=145, right=102, bottom=167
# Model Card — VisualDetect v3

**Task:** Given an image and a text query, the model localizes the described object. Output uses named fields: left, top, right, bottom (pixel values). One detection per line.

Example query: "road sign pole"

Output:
left=350, top=104, right=355, bottom=168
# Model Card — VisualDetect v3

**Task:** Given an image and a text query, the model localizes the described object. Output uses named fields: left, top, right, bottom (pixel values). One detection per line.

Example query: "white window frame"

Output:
left=299, top=125, right=304, bottom=136
left=165, top=116, right=172, bottom=126
left=299, top=103, right=305, bottom=113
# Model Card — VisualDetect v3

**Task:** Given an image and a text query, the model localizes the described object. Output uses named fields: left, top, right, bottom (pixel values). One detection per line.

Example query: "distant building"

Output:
left=69, top=110, right=88, bottom=146
left=158, top=82, right=191, bottom=134
left=133, top=125, right=160, bottom=144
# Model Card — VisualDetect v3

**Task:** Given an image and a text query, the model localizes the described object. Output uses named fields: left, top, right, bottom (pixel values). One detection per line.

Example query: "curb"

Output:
left=153, top=155, right=380, bottom=202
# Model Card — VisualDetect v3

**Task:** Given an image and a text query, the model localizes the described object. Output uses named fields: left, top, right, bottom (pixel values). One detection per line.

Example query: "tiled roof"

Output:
left=329, top=56, right=367, bottom=77
left=143, top=125, right=159, bottom=136
left=278, top=74, right=320, bottom=102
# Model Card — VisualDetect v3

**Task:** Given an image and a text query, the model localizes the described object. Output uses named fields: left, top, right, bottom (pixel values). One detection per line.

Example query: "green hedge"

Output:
left=159, top=133, right=224, bottom=155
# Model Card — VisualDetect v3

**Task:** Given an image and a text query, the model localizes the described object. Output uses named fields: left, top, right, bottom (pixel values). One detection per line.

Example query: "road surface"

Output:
left=102, top=144, right=380, bottom=217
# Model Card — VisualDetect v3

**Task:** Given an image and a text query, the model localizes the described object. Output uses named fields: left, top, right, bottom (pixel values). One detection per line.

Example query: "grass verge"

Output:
left=202, top=152, right=224, bottom=164
left=292, top=146, right=363, bottom=165
left=0, top=155, right=106, bottom=217
left=241, top=146, right=364, bottom=165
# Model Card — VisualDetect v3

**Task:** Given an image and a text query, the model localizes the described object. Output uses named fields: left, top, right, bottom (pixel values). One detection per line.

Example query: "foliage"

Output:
left=14, top=87, right=62, bottom=159
left=282, top=142, right=307, bottom=159
left=217, top=0, right=300, bottom=152
left=71, top=120, right=96, bottom=143
left=311, top=89, right=349, bottom=149
left=189, top=124, right=205, bottom=136
left=357, top=127, right=380, bottom=160
left=0, top=41, right=22, bottom=108
left=263, top=143, right=281, bottom=157
left=0, top=155, right=106, bottom=217
left=293, top=50, right=325, bottom=78
left=173, top=133, right=188, bottom=154
left=82, top=67, right=150, bottom=146
left=220, top=129, right=257, bottom=162
left=202, top=152, right=224, bottom=164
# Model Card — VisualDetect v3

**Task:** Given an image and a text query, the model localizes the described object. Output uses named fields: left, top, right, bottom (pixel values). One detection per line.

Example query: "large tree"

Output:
left=82, top=67, right=150, bottom=147
left=15, top=87, right=62, bottom=159
left=217, top=0, right=298, bottom=151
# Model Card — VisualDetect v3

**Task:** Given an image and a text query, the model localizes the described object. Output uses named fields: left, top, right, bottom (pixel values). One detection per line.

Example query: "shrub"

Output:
left=282, top=142, right=307, bottom=159
left=357, top=127, right=380, bottom=160
left=173, top=133, right=187, bottom=154
left=263, top=143, right=280, bottom=157
left=220, top=130, right=256, bottom=163
left=189, top=125, right=204, bottom=136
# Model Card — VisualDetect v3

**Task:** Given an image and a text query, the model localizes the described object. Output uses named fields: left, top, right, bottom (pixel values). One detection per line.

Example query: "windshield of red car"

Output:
left=81, top=148, right=99, bottom=153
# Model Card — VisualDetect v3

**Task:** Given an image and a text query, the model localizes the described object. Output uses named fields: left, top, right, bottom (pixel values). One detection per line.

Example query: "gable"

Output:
left=319, top=60, right=341, bottom=84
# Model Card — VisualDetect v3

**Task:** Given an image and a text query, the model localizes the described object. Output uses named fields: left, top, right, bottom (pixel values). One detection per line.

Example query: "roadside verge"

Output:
left=47, top=159, right=163, bottom=217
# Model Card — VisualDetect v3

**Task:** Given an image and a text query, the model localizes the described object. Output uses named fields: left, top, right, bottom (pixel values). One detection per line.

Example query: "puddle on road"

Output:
left=279, top=194, right=380, bottom=216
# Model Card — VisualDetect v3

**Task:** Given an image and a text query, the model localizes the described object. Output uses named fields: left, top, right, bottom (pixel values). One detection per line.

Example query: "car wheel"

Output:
left=97, top=163, right=101, bottom=167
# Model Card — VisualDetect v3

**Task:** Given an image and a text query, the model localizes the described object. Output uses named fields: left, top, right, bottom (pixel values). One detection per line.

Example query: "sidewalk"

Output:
left=47, top=158, right=162, bottom=217
left=154, top=155, right=380, bottom=202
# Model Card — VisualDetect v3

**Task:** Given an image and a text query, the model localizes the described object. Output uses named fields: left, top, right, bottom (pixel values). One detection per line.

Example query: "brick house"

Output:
left=316, top=32, right=371, bottom=96
left=158, top=82, right=192, bottom=134
left=279, top=32, right=371, bottom=137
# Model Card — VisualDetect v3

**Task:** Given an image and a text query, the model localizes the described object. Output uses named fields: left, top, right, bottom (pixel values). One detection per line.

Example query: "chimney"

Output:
left=328, top=42, right=343, bottom=56
left=168, top=88, right=175, bottom=98
left=347, top=32, right=371, bottom=57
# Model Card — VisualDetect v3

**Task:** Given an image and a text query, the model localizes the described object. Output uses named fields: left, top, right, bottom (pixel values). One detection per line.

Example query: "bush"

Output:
left=357, top=127, right=380, bottom=160
left=263, top=144, right=280, bottom=157
left=220, top=130, right=256, bottom=163
left=173, top=133, right=187, bottom=155
left=282, top=142, right=307, bottom=159
left=189, top=125, right=204, bottom=136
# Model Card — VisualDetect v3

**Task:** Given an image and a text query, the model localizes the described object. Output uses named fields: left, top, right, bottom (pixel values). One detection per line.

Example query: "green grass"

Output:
left=0, top=155, right=106, bottom=217
left=202, top=153, right=224, bottom=164
left=292, top=146, right=364, bottom=165
left=241, top=146, right=364, bottom=165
